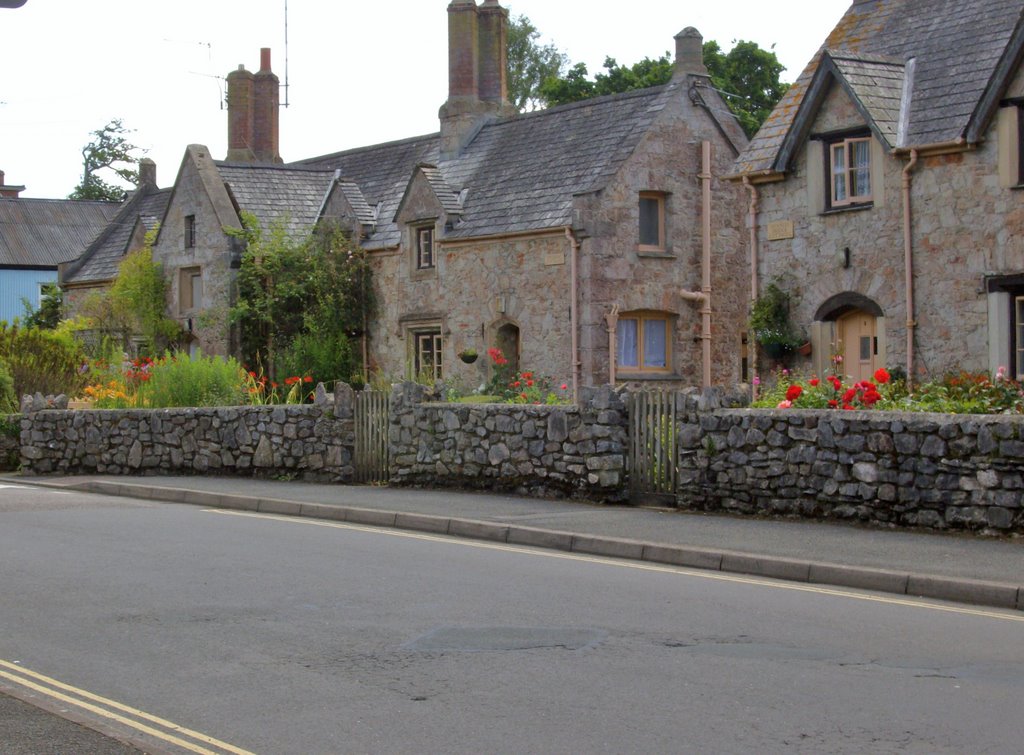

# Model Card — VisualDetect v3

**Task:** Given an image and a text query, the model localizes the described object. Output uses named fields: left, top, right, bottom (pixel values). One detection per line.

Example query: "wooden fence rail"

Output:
left=354, top=390, right=390, bottom=483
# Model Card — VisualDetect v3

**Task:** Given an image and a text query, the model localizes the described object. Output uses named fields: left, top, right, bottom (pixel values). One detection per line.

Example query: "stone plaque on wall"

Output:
left=767, top=220, right=795, bottom=241
left=544, top=251, right=566, bottom=266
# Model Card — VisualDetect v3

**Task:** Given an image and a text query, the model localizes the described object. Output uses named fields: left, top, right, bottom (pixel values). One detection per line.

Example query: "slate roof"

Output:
left=62, top=186, right=171, bottom=284
left=295, top=82, right=715, bottom=247
left=0, top=198, right=119, bottom=267
left=216, top=164, right=336, bottom=237
left=734, top=0, right=1024, bottom=175
left=830, top=55, right=906, bottom=147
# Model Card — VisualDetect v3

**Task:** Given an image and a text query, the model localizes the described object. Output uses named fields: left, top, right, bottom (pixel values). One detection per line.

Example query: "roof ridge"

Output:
left=295, top=131, right=440, bottom=166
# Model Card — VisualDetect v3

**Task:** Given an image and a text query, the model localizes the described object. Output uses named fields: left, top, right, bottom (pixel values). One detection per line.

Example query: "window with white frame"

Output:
left=416, top=226, right=435, bottom=270
left=828, top=135, right=872, bottom=207
left=616, top=311, right=671, bottom=373
left=414, top=329, right=443, bottom=380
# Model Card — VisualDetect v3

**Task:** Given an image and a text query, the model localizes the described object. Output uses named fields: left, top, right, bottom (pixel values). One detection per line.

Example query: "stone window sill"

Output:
left=820, top=202, right=873, bottom=216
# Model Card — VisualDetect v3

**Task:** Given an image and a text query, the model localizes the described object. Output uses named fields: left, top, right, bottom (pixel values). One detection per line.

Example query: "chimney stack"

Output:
left=439, top=0, right=513, bottom=160
left=225, top=49, right=281, bottom=164
left=138, top=158, right=157, bottom=188
left=674, top=27, right=709, bottom=78
left=0, top=170, right=26, bottom=199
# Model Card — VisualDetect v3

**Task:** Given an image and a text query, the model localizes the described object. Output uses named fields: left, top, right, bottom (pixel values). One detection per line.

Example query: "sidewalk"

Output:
left=11, top=474, right=1024, bottom=611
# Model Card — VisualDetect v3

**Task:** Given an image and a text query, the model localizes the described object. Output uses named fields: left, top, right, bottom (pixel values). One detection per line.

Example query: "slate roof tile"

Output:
left=735, top=0, right=1024, bottom=175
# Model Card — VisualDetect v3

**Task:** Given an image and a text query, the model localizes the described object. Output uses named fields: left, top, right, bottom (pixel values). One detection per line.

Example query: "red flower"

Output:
left=874, top=368, right=891, bottom=384
left=520, top=393, right=527, bottom=399
left=248, top=371, right=257, bottom=378
left=285, top=376, right=299, bottom=386
left=303, top=376, right=313, bottom=383
left=513, top=381, right=521, bottom=388
left=828, top=400, right=838, bottom=408
left=522, top=372, right=532, bottom=379
left=843, top=403, right=854, bottom=410
left=785, top=385, right=803, bottom=401
left=861, top=389, right=882, bottom=405
left=809, top=378, right=820, bottom=387
left=526, top=379, right=534, bottom=387
left=842, top=388, right=857, bottom=403
left=560, top=383, right=568, bottom=390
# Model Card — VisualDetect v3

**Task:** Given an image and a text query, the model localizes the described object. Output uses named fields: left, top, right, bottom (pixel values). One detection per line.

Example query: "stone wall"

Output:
left=388, top=383, right=629, bottom=502
left=677, top=398, right=1024, bottom=533
left=19, top=390, right=355, bottom=482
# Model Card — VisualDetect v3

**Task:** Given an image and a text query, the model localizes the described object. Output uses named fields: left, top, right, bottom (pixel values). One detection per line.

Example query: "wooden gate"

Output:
left=627, top=390, right=678, bottom=505
left=354, top=389, right=390, bottom=483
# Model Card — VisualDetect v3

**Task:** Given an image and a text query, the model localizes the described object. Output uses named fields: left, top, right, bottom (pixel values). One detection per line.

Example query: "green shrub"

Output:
left=277, top=331, right=355, bottom=391
left=0, top=322, right=88, bottom=399
left=133, top=351, right=247, bottom=408
left=0, top=357, right=16, bottom=414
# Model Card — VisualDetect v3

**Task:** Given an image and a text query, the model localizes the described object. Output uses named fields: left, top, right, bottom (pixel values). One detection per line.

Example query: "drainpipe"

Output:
left=680, top=141, right=714, bottom=388
left=605, top=304, right=619, bottom=385
left=902, top=149, right=919, bottom=388
left=564, top=228, right=581, bottom=402
left=742, top=175, right=759, bottom=396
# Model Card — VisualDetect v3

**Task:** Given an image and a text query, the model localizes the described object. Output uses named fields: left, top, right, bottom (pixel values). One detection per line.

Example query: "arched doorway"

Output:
left=495, top=323, right=520, bottom=375
left=813, top=293, right=885, bottom=383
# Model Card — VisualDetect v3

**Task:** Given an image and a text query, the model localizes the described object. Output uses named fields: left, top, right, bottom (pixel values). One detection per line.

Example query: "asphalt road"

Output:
left=1, top=483, right=1023, bottom=753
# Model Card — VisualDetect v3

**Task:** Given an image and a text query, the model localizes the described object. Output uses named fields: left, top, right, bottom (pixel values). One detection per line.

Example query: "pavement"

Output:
left=8, top=473, right=1024, bottom=612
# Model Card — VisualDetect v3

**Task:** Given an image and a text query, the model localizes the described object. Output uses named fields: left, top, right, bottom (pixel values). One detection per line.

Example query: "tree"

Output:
left=79, top=228, right=181, bottom=353
left=703, top=40, right=790, bottom=138
left=506, top=13, right=568, bottom=112
left=68, top=118, right=142, bottom=201
left=21, top=282, right=63, bottom=330
left=537, top=41, right=789, bottom=137
left=229, top=215, right=373, bottom=383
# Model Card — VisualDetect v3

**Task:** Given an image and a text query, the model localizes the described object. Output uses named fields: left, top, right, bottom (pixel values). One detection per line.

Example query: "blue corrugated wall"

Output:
left=0, top=269, right=56, bottom=325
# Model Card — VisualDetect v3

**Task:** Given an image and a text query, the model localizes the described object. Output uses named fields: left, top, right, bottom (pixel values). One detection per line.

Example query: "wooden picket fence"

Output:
left=354, top=389, right=390, bottom=483
left=627, top=389, right=678, bottom=505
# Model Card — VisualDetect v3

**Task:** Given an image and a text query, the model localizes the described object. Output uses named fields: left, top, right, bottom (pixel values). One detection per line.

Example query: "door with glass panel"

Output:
left=836, top=309, right=877, bottom=383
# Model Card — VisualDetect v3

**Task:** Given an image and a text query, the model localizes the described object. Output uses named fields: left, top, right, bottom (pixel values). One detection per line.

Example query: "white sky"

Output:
left=2, top=1, right=850, bottom=199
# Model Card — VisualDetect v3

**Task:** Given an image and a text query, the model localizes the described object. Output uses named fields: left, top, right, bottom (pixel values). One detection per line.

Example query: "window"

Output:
left=1016, top=296, right=1024, bottom=379
left=185, top=215, right=197, bottom=248
left=416, top=226, right=435, bottom=269
left=638, top=192, right=666, bottom=250
left=828, top=136, right=872, bottom=207
left=616, top=312, right=671, bottom=373
left=179, top=267, right=202, bottom=314
left=414, top=329, right=443, bottom=380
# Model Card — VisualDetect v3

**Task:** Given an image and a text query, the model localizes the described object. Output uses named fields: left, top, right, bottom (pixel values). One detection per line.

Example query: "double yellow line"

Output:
left=0, top=659, right=252, bottom=755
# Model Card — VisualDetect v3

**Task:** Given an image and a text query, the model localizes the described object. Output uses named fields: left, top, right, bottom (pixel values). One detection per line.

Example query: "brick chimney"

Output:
left=226, top=49, right=281, bottom=163
left=252, top=48, right=282, bottom=164
left=439, top=0, right=514, bottom=160
left=0, top=170, right=26, bottom=198
left=674, top=27, right=709, bottom=78
left=226, top=63, right=255, bottom=162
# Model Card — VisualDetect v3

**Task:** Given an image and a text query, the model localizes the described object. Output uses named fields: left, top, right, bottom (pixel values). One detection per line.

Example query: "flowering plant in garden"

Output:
left=753, top=366, right=1024, bottom=415
left=479, top=348, right=570, bottom=405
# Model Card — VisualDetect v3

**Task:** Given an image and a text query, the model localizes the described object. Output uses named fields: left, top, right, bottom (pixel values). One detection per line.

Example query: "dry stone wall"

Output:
left=388, top=382, right=629, bottom=502
left=678, top=396, right=1024, bottom=533
left=19, top=392, right=355, bottom=482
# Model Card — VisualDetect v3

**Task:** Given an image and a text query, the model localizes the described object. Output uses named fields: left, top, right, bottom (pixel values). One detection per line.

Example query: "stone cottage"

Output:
left=59, top=159, right=171, bottom=336
left=730, top=0, right=1024, bottom=384
left=76, top=1, right=752, bottom=395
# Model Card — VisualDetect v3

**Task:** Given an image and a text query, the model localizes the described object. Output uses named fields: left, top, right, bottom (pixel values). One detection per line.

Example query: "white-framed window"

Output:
left=414, top=329, right=443, bottom=380
left=638, top=192, right=666, bottom=251
left=179, top=267, right=202, bottom=314
left=829, top=136, right=872, bottom=207
left=416, top=226, right=435, bottom=270
left=616, top=311, right=671, bottom=373
left=1016, top=296, right=1024, bottom=380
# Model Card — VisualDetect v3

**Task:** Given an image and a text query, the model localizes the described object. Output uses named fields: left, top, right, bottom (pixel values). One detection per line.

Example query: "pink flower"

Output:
left=560, top=383, right=568, bottom=390
left=777, top=400, right=792, bottom=409
left=753, top=376, right=761, bottom=386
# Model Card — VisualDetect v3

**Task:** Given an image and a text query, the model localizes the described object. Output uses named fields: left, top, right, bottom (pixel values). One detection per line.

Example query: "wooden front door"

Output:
left=836, top=309, right=878, bottom=382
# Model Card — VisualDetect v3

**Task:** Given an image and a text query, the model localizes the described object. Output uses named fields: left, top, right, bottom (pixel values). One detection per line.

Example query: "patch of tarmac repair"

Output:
left=403, top=627, right=607, bottom=652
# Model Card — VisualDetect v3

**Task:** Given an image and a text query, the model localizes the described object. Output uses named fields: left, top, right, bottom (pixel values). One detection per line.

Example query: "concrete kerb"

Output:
left=10, top=477, right=1024, bottom=613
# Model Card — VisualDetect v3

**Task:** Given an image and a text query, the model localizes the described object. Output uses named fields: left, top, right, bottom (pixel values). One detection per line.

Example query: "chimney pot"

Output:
left=674, top=27, right=708, bottom=77
left=260, top=47, right=272, bottom=72
left=138, top=158, right=157, bottom=187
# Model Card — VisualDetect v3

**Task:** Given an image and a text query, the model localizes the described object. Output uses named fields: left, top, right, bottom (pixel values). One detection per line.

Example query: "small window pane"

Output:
left=643, top=318, right=667, bottom=368
left=639, top=196, right=661, bottom=247
left=617, top=319, right=638, bottom=367
left=850, top=140, right=871, bottom=197
left=859, top=336, right=871, bottom=362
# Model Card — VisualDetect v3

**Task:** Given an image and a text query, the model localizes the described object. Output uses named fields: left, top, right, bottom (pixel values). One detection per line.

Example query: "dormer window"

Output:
left=828, top=135, right=872, bottom=208
left=416, top=226, right=435, bottom=269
